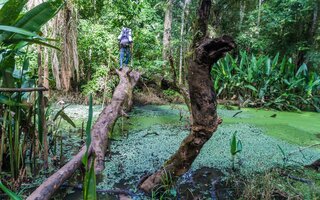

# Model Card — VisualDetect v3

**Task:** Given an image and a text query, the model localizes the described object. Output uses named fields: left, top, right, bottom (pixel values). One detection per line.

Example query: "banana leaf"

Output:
left=13, top=0, right=63, bottom=33
left=2, top=0, right=63, bottom=41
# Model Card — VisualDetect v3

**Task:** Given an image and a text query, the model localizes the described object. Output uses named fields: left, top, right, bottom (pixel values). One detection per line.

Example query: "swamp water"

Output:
left=60, top=105, right=320, bottom=200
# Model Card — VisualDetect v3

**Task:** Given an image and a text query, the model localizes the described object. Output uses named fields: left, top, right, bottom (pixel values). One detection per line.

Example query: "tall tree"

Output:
left=139, top=0, right=235, bottom=192
left=179, top=0, right=191, bottom=84
left=163, top=0, right=173, bottom=70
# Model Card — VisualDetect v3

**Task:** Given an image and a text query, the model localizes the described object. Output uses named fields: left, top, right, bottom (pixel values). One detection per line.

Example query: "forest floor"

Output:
left=44, top=104, right=320, bottom=200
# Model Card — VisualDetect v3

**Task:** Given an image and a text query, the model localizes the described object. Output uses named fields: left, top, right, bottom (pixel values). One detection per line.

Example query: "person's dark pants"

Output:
left=119, top=46, right=131, bottom=69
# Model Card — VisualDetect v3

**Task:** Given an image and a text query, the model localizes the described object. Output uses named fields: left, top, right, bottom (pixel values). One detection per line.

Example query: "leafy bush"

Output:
left=212, top=51, right=320, bottom=112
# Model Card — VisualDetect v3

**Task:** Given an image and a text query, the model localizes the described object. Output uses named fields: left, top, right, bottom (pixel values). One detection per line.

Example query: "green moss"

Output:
left=94, top=105, right=320, bottom=190
left=126, top=105, right=188, bottom=131
left=55, top=104, right=319, bottom=195
left=222, top=108, right=320, bottom=146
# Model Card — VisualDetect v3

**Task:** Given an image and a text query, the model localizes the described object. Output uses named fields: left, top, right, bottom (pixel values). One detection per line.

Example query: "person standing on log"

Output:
left=118, top=27, right=133, bottom=70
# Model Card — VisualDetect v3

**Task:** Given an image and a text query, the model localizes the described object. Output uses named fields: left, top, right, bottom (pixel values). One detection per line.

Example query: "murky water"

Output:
left=59, top=104, right=320, bottom=200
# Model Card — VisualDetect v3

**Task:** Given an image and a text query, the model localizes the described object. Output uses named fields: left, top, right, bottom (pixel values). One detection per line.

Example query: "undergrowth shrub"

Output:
left=212, top=51, right=320, bottom=112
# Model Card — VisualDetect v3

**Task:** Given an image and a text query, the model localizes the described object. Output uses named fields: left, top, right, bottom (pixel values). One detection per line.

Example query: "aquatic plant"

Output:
left=0, top=0, right=63, bottom=179
left=230, top=131, right=243, bottom=170
left=82, top=94, right=97, bottom=200
left=0, top=180, right=22, bottom=200
left=151, top=169, right=177, bottom=200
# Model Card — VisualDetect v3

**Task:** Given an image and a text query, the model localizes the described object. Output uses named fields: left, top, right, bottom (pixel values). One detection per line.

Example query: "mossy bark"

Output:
left=139, top=0, right=235, bottom=192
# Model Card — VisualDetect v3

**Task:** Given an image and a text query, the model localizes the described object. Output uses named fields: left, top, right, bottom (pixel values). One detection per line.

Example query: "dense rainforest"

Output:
left=0, top=0, right=319, bottom=199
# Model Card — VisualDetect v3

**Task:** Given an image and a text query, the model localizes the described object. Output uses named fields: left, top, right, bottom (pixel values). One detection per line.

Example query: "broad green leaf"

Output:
left=14, top=0, right=63, bottom=32
left=3, top=0, right=63, bottom=41
left=230, top=131, right=237, bottom=155
left=0, top=25, right=40, bottom=40
left=0, top=0, right=27, bottom=25
left=84, top=160, right=97, bottom=200
left=7, top=38, right=60, bottom=51
left=296, top=63, right=308, bottom=77
left=53, top=105, right=70, bottom=121
left=86, top=94, right=93, bottom=149
left=82, top=94, right=93, bottom=166
left=244, top=85, right=258, bottom=92
left=59, top=111, right=76, bottom=128
left=271, top=52, right=279, bottom=69
left=236, top=140, right=242, bottom=153
left=279, top=56, right=286, bottom=74
left=0, top=181, right=22, bottom=200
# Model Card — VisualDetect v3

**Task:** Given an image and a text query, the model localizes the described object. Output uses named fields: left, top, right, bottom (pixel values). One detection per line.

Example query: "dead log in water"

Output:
left=27, top=67, right=140, bottom=200
left=92, top=68, right=140, bottom=173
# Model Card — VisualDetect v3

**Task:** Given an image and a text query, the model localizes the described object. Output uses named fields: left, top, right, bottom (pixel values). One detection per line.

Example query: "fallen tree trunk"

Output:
left=27, top=67, right=140, bottom=200
left=27, top=146, right=90, bottom=200
left=139, top=0, right=235, bottom=192
left=92, top=68, right=140, bottom=173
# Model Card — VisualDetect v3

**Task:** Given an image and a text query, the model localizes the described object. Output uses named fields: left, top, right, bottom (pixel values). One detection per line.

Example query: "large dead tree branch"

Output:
left=139, top=0, right=235, bottom=192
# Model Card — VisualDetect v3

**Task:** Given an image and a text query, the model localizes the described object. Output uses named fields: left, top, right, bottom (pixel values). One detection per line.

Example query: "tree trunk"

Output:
left=139, top=0, right=235, bottom=192
left=37, top=46, right=49, bottom=170
left=257, top=0, right=262, bottom=27
left=309, top=1, right=319, bottom=40
left=239, top=0, right=246, bottom=29
left=43, top=47, right=50, bottom=96
left=27, top=67, right=140, bottom=200
left=179, top=0, right=191, bottom=84
left=26, top=146, right=91, bottom=200
left=162, top=0, right=173, bottom=70
left=93, top=68, right=140, bottom=173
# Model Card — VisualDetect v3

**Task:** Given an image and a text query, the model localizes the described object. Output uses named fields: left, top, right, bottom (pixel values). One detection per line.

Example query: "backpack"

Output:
left=118, top=27, right=133, bottom=46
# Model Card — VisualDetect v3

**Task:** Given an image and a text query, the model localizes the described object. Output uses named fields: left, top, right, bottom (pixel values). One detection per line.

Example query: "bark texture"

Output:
left=139, top=0, right=235, bottom=192
left=26, top=146, right=91, bottom=200
left=27, top=67, right=140, bottom=200
left=162, top=0, right=173, bottom=67
left=93, top=68, right=140, bottom=173
left=179, top=0, right=191, bottom=84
